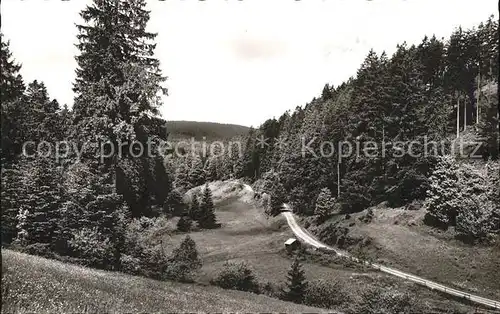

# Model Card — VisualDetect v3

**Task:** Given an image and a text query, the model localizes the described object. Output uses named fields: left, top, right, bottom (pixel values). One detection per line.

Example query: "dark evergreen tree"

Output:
left=165, top=235, right=202, bottom=282
left=268, top=180, right=286, bottom=216
left=176, top=215, right=192, bottom=232
left=163, top=188, right=185, bottom=216
left=71, top=0, right=168, bottom=216
left=1, top=164, right=24, bottom=244
left=1, top=34, right=26, bottom=162
left=174, top=159, right=191, bottom=192
left=315, top=187, right=335, bottom=220
left=20, top=157, right=64, bottom=247
left=479, top=91, right=499, bottom=160
left=189, top=194, right=201, bottom=221
left=283, top=255, right=308, bottom=304
left=203, top=157, right=218, bottom=182
left=54, top=200, right=86, bottom=255
left=188, top=155, right=206, bottom=187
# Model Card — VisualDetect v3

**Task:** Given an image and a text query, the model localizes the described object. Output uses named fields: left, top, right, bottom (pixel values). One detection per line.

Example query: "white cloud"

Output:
left=1, top=0, right=497, bottom=126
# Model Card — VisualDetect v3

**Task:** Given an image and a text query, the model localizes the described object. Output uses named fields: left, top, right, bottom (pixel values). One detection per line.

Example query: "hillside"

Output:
left=310, top=203, right=500, bottom=301
left=156, top=180, right=483, bottom=313
left=1, top=249, right=327, bottom=313
left=166, top=120, right=250, bottom=141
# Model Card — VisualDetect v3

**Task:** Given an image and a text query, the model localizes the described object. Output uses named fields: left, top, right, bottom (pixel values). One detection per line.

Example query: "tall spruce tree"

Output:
left=189, top=193, right=201, bottom=221
left=71, top=0, right=168, bottom=217
left=1, top=34, right=26, bottom=162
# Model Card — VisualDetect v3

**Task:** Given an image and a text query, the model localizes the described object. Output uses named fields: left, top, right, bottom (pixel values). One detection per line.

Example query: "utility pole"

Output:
left=337, top=161, right=341, bottom=197
left=476, top=73, right=481, bottom=125
left=464, top=94, right=467, bottom=132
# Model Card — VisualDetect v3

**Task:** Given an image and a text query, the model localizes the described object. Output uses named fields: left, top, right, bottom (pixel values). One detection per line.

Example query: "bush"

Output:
left=176, top=215, right=192, bottom=232
left=138, top=245, right=169, bottom=280
left=423, top=157, right=500, bottom=242
left=124, top=216, right=170, bottom=251
left=211, top=261, right=260, bottom=293
left=423, top=156, right=461, bottom=228
left=304, top=279, right=348, bottom=309
left=350, top=288, right=424, bottom=314
left=21, top=243, right=54, bottom=259
left=455, top=195, right=497, bottom=243
left=164, top=236, right=202, bottom=282
left=261, top=281, right=283, bottom=299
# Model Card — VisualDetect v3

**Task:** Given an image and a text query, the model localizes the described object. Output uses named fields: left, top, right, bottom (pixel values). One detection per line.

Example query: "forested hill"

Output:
left=223, top=15, right=499, bottom=244
left=167, top=121, right=250, bottom=140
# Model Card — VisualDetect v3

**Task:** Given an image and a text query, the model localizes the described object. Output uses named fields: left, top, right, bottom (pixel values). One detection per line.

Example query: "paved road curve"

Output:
left=281, top=204, right=500, bottom=311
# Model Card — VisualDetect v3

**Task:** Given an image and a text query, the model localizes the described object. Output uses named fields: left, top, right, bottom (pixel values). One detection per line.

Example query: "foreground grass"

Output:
left=1, top=250, right=327, bottom=313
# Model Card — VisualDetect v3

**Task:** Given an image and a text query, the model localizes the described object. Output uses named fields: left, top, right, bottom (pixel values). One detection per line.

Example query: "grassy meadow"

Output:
left=1, top=249, right=328, bottom=313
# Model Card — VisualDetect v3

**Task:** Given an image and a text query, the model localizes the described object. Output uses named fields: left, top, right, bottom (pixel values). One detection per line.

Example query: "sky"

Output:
left=1, top=0, right=497, bottom=127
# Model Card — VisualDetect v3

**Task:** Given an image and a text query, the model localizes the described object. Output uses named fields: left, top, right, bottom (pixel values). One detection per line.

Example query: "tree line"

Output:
left=1, top=0, right=221, bottom=277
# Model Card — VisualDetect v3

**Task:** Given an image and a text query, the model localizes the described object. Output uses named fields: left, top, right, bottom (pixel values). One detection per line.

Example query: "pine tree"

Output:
left=166, top=235, right=202, bottom=282
left=188, top=155, right=206, bottom=187
left=0, top=34, right=24, bottom=103
left=24, top=80, right=63, bottom=143
left=70, top=0, right=168, bottom=218
left=198, top=183, right=218, bottom=229
left=283, top=255, right=308, bottom=304
left=315, top=187, right=335, bottom=220
left=73, top=0, right=166, bottom=128
left=54, top=200, right=86, bottom=255
left=1, top=164, right=24, bottom=244
left=174, top=159, right=191, bottom=192
left=21, top=157, right=64, bottom=247
left=1, top=34, right=26, bottom=161
left=176, top=215, right=192, bottom=232
left=321, top=83, right=333, bottom=99
left=239, top=127, right=259, bottom=179
left=203, top=157, right=218, bottom=182
left=269, top=181, right=286, bottom=216
left=163, top=188, right=185, bottom=216
left=189, top=194, right=201, bottom=221
left=479, top=83, right=499, bottom=160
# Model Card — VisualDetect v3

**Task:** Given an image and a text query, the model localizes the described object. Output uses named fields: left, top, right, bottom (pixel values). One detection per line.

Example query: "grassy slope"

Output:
left=166, top=120, right=250, bottom=141
left=163, top=181, right=482, bottom=313
left=1, top=250, right=326, bottom=313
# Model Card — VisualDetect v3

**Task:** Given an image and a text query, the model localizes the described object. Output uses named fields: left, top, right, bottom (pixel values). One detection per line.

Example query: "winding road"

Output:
left=242, top=184, right=500, bottom=311
left=283, top=205, right=500, bottom=311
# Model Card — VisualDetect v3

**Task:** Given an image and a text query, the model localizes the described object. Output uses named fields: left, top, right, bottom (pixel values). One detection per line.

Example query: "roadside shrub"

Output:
left=211, top=261, right=260, bottom=293
left=350, top=288, right=424, bottom=314
left=304, top=279, right=348, bottom=309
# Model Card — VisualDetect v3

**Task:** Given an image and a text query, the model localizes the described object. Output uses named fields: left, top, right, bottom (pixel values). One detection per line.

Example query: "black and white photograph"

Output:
left=1, top=0, right=499, bottom=313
